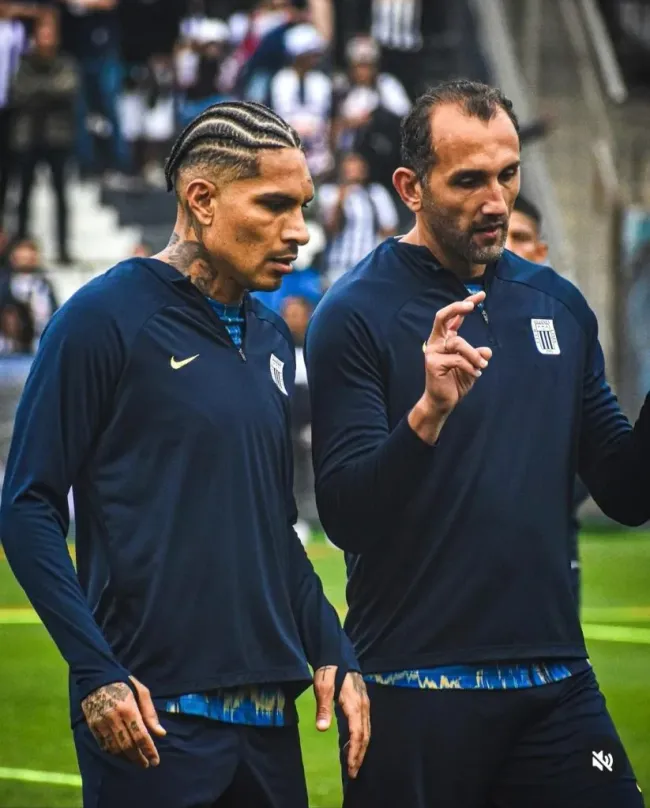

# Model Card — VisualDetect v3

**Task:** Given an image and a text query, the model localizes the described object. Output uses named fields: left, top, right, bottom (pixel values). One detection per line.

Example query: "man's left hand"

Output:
left=313, top=666, right=370, bottom=779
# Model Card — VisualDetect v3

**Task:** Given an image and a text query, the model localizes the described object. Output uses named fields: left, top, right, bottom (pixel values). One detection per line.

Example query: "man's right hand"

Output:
left=81, top=676, right=166, bottom=768
left=409, top=292, right=492, bottom=444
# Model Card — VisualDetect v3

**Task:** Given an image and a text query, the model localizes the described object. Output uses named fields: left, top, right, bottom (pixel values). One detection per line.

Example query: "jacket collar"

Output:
left=388, top=237, right=516, bottom=283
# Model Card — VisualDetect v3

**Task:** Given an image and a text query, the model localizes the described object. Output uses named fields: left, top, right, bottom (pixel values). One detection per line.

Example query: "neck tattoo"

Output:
left=165, top=220, right=216, bottom=298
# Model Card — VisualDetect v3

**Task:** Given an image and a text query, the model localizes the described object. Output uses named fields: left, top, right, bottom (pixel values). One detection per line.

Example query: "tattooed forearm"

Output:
left=317, top=665, right=336, bottom=684
left=82, top=682, right=131, bottom=724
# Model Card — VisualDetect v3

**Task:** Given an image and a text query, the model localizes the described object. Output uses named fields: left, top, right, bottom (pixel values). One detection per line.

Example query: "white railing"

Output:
left=579, top=0, right=628, bottom=104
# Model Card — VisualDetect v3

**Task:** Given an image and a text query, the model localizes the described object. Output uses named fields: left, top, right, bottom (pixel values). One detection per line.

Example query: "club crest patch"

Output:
left=531, top=318, right=560, bottom=355
left=270, top=353, right=288, bottom=395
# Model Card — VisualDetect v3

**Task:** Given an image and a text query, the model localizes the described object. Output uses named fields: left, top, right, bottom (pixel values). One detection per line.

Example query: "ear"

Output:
left=393, top=167, right=423, bottom=213
left=184, top=178, right=216, bottom=228
left=535, top=241, right=549, bottom=264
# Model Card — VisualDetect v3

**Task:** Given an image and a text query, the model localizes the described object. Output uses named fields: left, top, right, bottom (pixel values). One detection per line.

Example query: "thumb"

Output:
left=130, top=677, right=166, bottom=737
left=315, top=690, right=332, bottom=732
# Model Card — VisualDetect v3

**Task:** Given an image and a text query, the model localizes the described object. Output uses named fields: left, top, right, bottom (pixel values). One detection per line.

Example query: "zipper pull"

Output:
left=481, top=309, right=489, bottom=325
left=238, top=348, right=247, bottom=362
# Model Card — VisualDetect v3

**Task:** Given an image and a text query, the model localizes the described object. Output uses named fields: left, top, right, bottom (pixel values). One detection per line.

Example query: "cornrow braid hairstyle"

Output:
left=164, top=101, right=302, bottom=193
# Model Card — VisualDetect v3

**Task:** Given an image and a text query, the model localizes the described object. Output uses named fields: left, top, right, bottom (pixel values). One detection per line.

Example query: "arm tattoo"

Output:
left=317, top=665, right=336, bottom=685
left=82, top=682, right=131, bottom=725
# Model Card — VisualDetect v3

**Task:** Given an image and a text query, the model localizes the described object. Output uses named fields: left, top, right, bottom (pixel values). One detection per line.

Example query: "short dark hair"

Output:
left=513, top=195, right=542, bottom=228
left=164, top=101, right=302, bottom=194
left=401, top=79, right=520, bottom=182
left=10, top=238, right=38, bottom=253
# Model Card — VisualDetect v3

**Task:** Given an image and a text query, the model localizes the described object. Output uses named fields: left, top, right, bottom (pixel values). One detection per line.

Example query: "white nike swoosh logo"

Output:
left=170, top=354, right=199, bottom=370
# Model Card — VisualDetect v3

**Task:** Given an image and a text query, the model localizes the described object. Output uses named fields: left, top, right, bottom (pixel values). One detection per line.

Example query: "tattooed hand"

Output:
left=81, top=676, right=167, bottom=768
left=313, top=666, right=371, bottom=779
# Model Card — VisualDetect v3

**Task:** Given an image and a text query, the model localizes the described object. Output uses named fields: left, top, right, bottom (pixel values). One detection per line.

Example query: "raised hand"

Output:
left=409, top=292, right=492, bottom=444
left=81, top=676, right=167, bottom=768
left=313, top=666, right=371, bottom=779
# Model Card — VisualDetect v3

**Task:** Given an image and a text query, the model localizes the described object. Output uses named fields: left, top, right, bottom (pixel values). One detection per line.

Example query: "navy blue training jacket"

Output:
left=0, top=258, right=356, bottom=722
left=306, top=239, right=650, bottom=672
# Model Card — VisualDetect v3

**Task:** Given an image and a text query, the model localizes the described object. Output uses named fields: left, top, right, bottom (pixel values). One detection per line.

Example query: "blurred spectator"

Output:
left=0, top=3, right=29, bottom=227
left=119, top=0, right=182, bottom=70
left=120, top=53, right=175, bottom=186
left=333, top=35, right=410, bottom=152
left=302, top=0, right=333, bottom=45
left=0, top=226, right=10, bottom=265
left=61, top=0, right=130, bottom=180
left=332, top=33, right=409, bottom=207
left=222, top=0, right=296, bottom=96
left=281, top=294, right=316, bottom=544
left=131, top=240, right=154, bottom=258
left=353, top=1, right=469, bottom=95
left=505, top=195, right=549, bottom=265
left=0, top=238, right=58, bottom=346
left=270, top=22, right=332, bottom=179
left=175, top=16, right=232, bottom=128
left=368, top=0, right=426, bottom=91
left=0, top=297, right=34, bottom=354
left=11, top=14, right=78, bottom=265
left=318, top=150, right=398, bottom=285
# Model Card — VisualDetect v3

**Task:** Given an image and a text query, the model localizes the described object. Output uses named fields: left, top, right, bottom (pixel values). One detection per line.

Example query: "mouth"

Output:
left=267, top=256, right=297, bottom=273
left=473, top=224, right=505, bottom=240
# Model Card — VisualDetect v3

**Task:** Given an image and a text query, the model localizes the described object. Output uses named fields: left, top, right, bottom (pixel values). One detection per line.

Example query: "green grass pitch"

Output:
left=0, top=531, right=648, bottom=807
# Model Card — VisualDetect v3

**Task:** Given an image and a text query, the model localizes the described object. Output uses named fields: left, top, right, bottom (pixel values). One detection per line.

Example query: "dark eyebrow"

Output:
left=256, top=192, right=302, bottom=206
left=449, top=161, right=521, bottom=184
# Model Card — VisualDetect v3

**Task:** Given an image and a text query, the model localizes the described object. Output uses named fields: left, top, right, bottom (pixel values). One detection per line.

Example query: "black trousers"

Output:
left=17, top=146, right=70, bottom=259
left=339, top=669, right=644, bottom=808
left=74, top=712, right=309, bottom=808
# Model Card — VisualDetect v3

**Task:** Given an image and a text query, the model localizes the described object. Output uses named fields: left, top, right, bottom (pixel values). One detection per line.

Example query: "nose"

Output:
left=481, top=180, right=509, bottom=218
left=283, top=209, right=310, bottom=248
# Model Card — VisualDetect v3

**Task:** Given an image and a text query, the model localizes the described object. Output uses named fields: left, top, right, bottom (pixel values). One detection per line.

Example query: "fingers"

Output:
left=313, top=666, right=336, bottom=731
left=90, top=715, right=150, bottom=768
left=84, top=680, right=161, bottom=768
left=130, top=676, right=167, bottom=738
left=340, top=673, right=371, bottom=779
left=125, top=713, right=161, bottom=767
left=90, top=725, right=119, bottom=756
left=341, top=696, right=366, bottom=779
left=430, top=353, right=483, bottom=379
left=429, top=292, right=485, bottom=343
left=114, top=717, right=151, bottom=768
left=443, top=336, right=490, bottom=373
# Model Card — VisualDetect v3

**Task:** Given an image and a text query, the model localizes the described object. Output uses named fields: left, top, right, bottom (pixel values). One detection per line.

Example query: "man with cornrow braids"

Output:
left=0, top=101, right=370, bottom=808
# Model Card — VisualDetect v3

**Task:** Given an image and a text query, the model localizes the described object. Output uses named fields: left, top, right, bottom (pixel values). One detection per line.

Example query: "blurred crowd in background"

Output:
left=1, top=0, right=649, bottom=537
left=0, top=0, right=472, bottom=538
left=0, top=0, right=563, bottom=357
left=0, top=0, right=449, bottom=352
